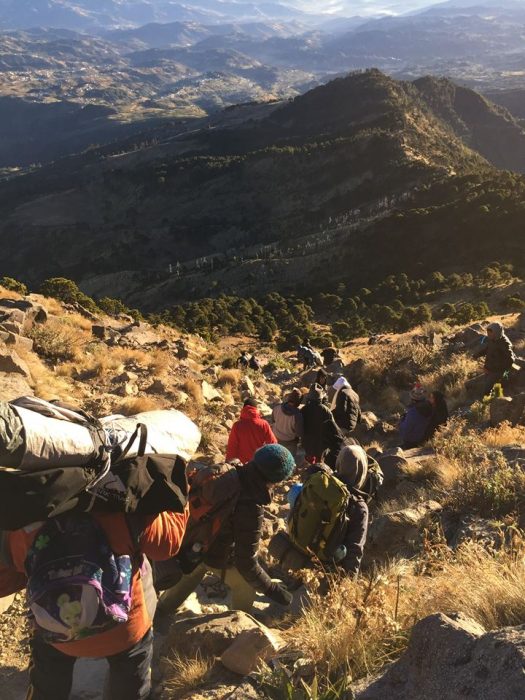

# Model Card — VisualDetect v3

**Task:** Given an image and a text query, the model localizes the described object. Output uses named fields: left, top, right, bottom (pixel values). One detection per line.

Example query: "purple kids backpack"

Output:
left=25, top=513, right=133, bottom=643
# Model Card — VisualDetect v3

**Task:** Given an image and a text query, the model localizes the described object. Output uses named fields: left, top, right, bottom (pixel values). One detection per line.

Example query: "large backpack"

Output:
left=0, top=453, right=189, bottom=531
left=153, top=462, right=241, bottom=591
left=288, top=470, right=351, bottom=562
left=25, top=513, right=133, bottom=644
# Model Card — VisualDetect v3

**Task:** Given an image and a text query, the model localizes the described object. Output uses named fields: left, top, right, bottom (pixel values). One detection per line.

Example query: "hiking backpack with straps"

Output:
left=25, top=513, right=133, bottom=644
left=288, top=470, right=352, bottom=562
left=153, top=462, right=241, bottom=591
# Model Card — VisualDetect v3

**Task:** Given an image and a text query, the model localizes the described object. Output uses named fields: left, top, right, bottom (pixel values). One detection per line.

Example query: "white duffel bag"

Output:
left=8, top=397, right=201, bottom=470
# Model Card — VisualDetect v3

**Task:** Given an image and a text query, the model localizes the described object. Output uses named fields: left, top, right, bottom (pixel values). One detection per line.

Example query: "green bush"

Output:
left=0, top=276, right=28, bottom=296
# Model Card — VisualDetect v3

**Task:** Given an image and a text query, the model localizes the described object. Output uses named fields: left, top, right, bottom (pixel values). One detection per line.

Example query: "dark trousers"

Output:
left=27, top=629, right=153, bottom=700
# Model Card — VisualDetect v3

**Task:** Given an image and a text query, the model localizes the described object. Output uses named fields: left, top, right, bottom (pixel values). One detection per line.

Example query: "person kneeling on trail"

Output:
left=157, top=445, right=296, bottom=615
left=2, top=509, right=188, bottom=700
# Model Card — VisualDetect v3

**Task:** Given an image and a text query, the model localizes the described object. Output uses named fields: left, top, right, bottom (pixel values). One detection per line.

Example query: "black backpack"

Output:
left=0, top=454, right=188, bottom=531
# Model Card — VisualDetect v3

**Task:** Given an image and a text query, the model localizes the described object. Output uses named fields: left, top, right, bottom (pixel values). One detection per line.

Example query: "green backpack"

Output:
left=288, top=470, right=350, bottom=562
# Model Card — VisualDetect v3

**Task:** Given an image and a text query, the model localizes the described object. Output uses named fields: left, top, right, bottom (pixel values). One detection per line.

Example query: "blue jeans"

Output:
left=26, top=629, right=153, bottom=700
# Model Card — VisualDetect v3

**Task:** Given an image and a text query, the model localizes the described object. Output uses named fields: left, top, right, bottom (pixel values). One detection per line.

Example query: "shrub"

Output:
left=0, top=276, right=28, bottom=296
left=28, top=320, right=86, bottom=362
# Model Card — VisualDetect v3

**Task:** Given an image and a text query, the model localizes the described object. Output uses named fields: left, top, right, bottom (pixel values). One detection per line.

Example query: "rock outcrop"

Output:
left=355, top=613, right=525, bottom=700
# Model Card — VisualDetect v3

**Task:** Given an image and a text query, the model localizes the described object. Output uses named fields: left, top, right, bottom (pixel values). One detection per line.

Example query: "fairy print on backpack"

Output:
left=25, top=514, right=133, bottom=643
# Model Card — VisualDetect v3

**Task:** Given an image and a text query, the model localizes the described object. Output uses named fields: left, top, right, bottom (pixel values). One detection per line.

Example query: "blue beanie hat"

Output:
left=253, top=444, right=296, bottom=483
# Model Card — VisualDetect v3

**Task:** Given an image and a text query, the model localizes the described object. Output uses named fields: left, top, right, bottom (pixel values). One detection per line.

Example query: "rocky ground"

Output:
left=1, top=286, right=525, bottom=699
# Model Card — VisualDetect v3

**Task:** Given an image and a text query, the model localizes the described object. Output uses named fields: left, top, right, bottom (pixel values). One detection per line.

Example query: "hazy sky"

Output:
left=290, top=0, right=445, bottom=15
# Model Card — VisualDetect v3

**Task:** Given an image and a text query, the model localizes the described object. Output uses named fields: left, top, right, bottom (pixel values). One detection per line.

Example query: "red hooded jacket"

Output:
left=226, top=405, right=277, bottom=465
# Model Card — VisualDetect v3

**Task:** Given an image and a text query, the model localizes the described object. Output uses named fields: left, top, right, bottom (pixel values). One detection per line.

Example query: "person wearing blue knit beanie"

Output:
left=253, top=444, right=296, bottom=483
left=157, top=445, right=295, bottom=616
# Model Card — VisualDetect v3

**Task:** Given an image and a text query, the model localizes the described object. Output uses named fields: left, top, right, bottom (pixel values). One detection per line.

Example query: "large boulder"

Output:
left=0, top=349, right=31, bottom=379
left=344, top=358, right=367, bottom=386
left=355, top=613, right=525, bottom=700
left=221, top=626, right=283, bottom=676
left=0, top=372, right=33, bottom=400
left=490, top=394, right=525, bottom=426
left=364, top=500, right=442, bottom=566
left=202, top=380, right=224, bottom=403
left=164, top=611, right=275, bottom=659
left=376, top=448, right=410, bottom=487
left=0, top=298, right=47, bottom=333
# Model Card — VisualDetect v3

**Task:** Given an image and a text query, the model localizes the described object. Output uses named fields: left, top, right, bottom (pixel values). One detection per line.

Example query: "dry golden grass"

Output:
left=216, top=368, right=242, bottom=391
left=401, top=455, right=460, bottom=490
left=29, top=317, right=91, bottom=363
left=288, top=538, right=525, bottom=682
left=59, top=345, right=171, bottom=379
left=0, top=285, right=23, bottom=300
left=481, top=422, right=525, bottom=447
left=182, top=379, right=204, bottom=406
left=115, top=396, right=161, bottom=415
left=432, top=419, right=525, bottom=518
left=16, top=346, right=76, bottom=401
left=162, top=652, right=214, bottom=696
left=359, top=341, right=478, bottom=414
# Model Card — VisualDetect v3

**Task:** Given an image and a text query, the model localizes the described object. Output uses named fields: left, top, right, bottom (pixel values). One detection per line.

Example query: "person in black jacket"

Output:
left=157, top=445, right=295, bottom=614
left=331, top=377, right=361, bottom=434
left=301, top=384, right=343, bottom=464
left=474, top=322, right=515, bottom=395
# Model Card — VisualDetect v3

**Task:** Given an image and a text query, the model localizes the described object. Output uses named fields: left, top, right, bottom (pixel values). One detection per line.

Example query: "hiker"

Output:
left=287, top=446, right=369, bottom=576
left=331, top=376, right=361, bottom=434
left=473, top=322, right=516, bottom=395
left=4, top=509, right=189, bottom=700
left=332, top=445, right=370, bottom=574
left=157, top=445, right=296, bottom=614
left=272, top=388, right=304, bottom=460
left=321, top=347, right=339, bottom=366
left=249, top=354, right=261, bottom=372
left=399, top=384, right=432, bottom=450
left=300, top=384, right=343, bottom=465
left=297, top=345, right=317, bottom=371
left=315, top=367, right=329, bottom=394
left=226, top=398, right=277, bottom=465
left=425, top=391, right=449, bottom=441
left=237, top=351, right=249, bottom=369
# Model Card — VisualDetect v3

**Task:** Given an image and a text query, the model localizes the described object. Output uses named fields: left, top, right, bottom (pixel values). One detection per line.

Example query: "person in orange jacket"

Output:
left=4, top=509, right=188, bottom=700
left=226, top=398, right=277, bottom=465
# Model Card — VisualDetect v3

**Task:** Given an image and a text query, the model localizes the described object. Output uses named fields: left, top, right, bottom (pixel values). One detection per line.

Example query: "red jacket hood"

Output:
left=240, top=405, right=261, bottom=421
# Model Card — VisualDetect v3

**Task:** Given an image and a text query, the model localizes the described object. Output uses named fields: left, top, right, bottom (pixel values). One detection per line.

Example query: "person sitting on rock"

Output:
left=157, top=445, right=296, bottom=615
left=425, top=391, right=449, bottom=441
left=473, top=322, right=516, bottom=396
left=301, top=384, right=343, bottom=465
left=399, top=384, right=432, bottom=450
left=226, top=398, right=277, bottom=465
left=272, top=388, right=304, bottom=461
left=331, top=376, right=361, bottom=435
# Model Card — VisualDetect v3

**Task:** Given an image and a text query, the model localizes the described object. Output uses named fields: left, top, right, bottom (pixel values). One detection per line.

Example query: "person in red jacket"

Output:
left=3, top=509, right=188, bottom=700
left=226, top=398, right=277, bottom=465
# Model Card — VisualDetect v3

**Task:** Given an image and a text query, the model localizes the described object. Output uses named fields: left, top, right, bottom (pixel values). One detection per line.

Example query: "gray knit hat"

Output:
left=335, top=445, right=368, bottom=490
